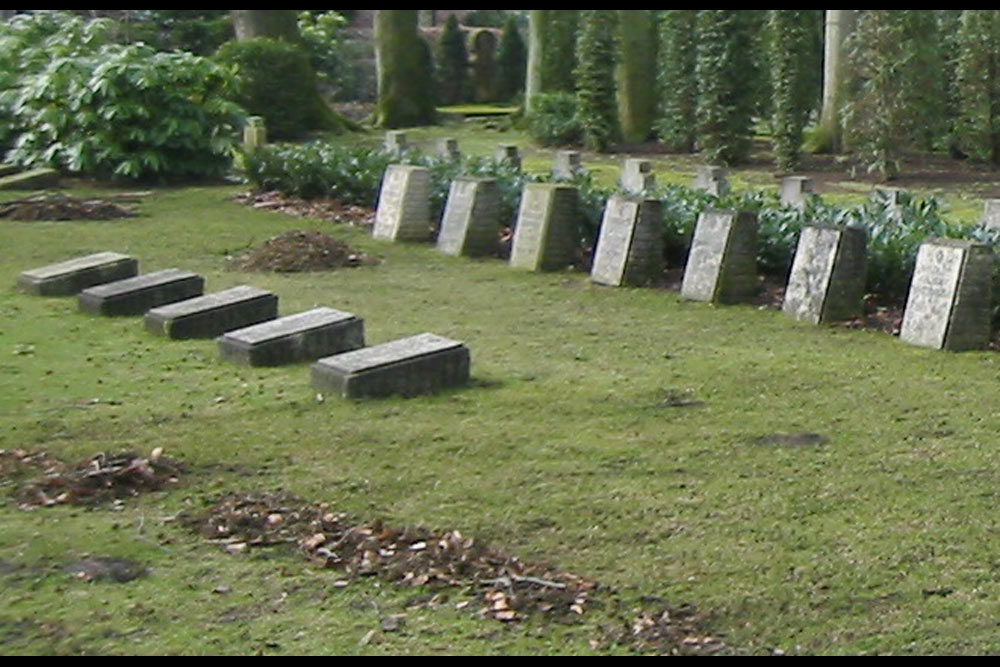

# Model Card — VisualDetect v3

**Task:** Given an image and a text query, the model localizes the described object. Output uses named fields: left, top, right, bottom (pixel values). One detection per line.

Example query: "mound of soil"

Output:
left=230, top=230, right=377, bottom=273
left=0, top=193, right=140, bottom=221
left=234, top=191, right=375, bottom=227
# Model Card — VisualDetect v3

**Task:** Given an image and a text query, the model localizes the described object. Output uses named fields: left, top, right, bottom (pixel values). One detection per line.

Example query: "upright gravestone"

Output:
left=384, top=131, right=408, bottom=158
left=981, top=199, right=1000, bottom=229
left=899, top=239, right=993, bottom=351
left=680, top=209, right=758, bottom=304
left=437, top=177, right=500, bottom=257
left=693, top=165, right=729, bottom=197
left=552, top=151, right=583, bottom=181
left=779, top=176, right=814, bottom=210
left=437, top=137, right=461, bottom=161
left=243, top=116, right=267, bottom=153
left=373, top=165, right=432, bottom=242
left=495, top=144, right=522, bottom=171
left=590, top=195, right=664, bottom=287
left=782, top=225, right=867, bottom=325
left=621, top=159, right=655, bottom=194
left=875, top=186, right=906, bottom=222
left=509, top=183, right=578, bottom=271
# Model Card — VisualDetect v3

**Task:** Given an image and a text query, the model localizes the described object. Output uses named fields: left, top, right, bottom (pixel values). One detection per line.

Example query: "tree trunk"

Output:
left=374, top=10, right=437, bottom=128
left=816, top=10, right=856, bottom=152
left=525, top=10, right=548, bottom=113
left=231, top=10, right=301, bottom=42
left=616, top=10, right=656, bottom=144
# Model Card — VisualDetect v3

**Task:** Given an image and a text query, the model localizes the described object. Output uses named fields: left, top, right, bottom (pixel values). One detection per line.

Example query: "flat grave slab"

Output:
left=509, top=183, right=578, bottom=272
left=145, top=285, right=277, bottom=340
left=372, top=165, right=432, bottom=242
left=218, top=307, right=364, bottom=367
left=312, top=333, right=470, bottom=399
left=437, top=177, right=500, bottom=257
left=590, top=195, right=664, bottom=286
left=18, top=252, right=138, bottom=296
left=680, top=209, right=758, bottom=304
left=899, top=239, right=993, bottom=351
left=0, top=167, right=59, bottom=191
left=78, top=268, right=204, bottom=316
left=783, top=225, right=866, bottom=324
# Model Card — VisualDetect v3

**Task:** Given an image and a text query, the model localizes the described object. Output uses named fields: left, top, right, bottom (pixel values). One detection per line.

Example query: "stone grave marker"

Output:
left=437, top=177, right=500, bottom=257
left=552, top=151, right=583, bottom=181
left=782, top=225, right=867, bottom=324
left=590, top=195, right=664, bottom=287
left=899, top=239, right=993, bottom=351
left=779, top=176, right=814, bottom=209
left=509, top=183, right=578, bottom=271
left=692, top=165, right=728, bottom=196
left=0, top=167, right=60, bottom=191
left=680, top=209, right=758, bottom=304
left=875, top=186, right=906, bottom=221
left=372, top=165, right=432, bottom=242
left=19, top=252, right=138, bottom=296
left=621, top=159, right=655, bottom=194
left=437, top=137, right=461, bottom=161
left=981, top=199, right=1000, bottom=229
left=242, top=116, right=266, bottom=153
left=384, top=131, right=408, bottom=158
left=312, top=333, right=470, bottom=398
left=495, top=144, right=522, bottom=170
left=78, top=268, right=204, bottom=317
left=145, top=285, right=277, bottom=340
left=218, top=307, right=364, bottom=367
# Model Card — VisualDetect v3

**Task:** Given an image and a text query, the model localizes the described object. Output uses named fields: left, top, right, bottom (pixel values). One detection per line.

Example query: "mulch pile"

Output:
left=229, top=230, right=377, bottom=273
left=0, top=192, right=141, bottom=221
left=233, top=191, right=375, bottom=227
left=0, top=448, right=184, bottom=509
left=188, top=492, right=725, bottom=654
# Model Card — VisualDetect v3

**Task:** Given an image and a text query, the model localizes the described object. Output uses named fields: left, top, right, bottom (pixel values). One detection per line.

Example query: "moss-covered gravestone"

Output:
left=981, top=199, right=1000, bottom=229
left=242, top=116, right=267, bottom=153
left=899, top=239, right=993, bottom=351
left=437, top=177, right=500, bottom=257
left=783, top=225, right=867, bottom=325
left=509, top=183, right=578, bottom=271
left=373, top=165, right=432, bottom=242
left=590, top=195, right=664, bottom=286
left=680, top=209, right=757, bottom=304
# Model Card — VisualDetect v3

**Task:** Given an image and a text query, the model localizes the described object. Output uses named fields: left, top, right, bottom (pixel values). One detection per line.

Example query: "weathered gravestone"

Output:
left=437, top=177, right=500, bottom=257
left=981, top=199, right=1000, bottom=229
left=692, top=165, right=728, bottom=197
left=372, top=165, right=432, bottom=242
left=19, top=252, right=138, bottom=296
left=899, top=239, right=993, bottom=351
left=495, top=144, right=522, bottom=171
left=78, top=268, right=204, bottom=317
left=590, top=195, right=664, bottom=287
left=680, top=209, right=758, bottom=304
left=0, top=167, right=60, bottom=191
left=620, top=159, right=655, bottom=194
left=509, top=183, right=578, bottom=271
left=779, top=176, right=814, bottom=210
left=384, top=131, right=408, bottom=158
left=218, top=307, right=364, bottom=367
left=311, top=333, right=470, bottom=398
left=242, top=116, right=266, bottom=153
left=552, top=151, right=583, bottom=181
left=437, top=137, right=461, bottom=161
left=145, top=285, right=277, bottom=340
left=782, top=226, right=867, bottom=324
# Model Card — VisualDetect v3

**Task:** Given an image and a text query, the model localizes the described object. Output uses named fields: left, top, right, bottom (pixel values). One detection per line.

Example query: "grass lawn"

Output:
left=3, top=135, right=1000, bottom=654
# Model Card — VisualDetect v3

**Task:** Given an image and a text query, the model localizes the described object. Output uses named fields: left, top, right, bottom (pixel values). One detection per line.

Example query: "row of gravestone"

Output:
left=16, top=253, right=470, bottom=398
left=373, top=163, right=995, bottom=352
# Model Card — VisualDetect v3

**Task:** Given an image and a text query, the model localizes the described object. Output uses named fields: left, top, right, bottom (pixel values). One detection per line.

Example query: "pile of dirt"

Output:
left=0, top=448, right=184, bottom=508
left=233, top=191, right=375, bottom=227
left=0, top=192, right=141, bottom=221
left=229, top=230, right=377, bottom=273
left=188, top=492, right=724, bottom=654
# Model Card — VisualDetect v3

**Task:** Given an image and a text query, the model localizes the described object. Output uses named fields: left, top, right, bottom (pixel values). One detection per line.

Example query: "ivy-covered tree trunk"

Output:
left=525, top=10, right=547, bottom=113
left=656, top=10, right=697, bottom=152
left=575, top=10, right=618, bottom=152
left=542, top=10, right=578, bottom=94
left=955, top=10, right=1000, bottom=166
left=231, top=10, right=300, bottom=42
left=816, top=10, right=856, bottom=153
left=695, top=10, right=754, bottom=165
left=374, top=10, right=437, bottom=128
left=615, top=10, right=656, bottom=144
left=769, top=10, right=815, bottom=172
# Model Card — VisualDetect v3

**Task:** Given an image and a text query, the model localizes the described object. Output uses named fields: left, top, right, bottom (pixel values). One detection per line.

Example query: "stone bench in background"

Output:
left=78, top=268, right=204, bottom=317
left=19, top=252, right=138, bottom=296
left=218, top=307, right=364, bottom=367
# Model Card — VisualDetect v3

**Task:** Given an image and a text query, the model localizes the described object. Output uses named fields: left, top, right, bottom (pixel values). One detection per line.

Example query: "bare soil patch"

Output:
left=229, top=229, right=377, bottom=273
left=233, top=191, right=375, bottom=227
left=0, top=192, right=142, bottom=221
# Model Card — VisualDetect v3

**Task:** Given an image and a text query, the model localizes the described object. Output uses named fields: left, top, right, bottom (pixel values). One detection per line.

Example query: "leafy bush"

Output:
left=124, top=10, right=233, bottom=55
left=526, top=92, right=583, bottom=147
left=435, top=15, right=470, bottom=105
left=245, top=143, right=394, bottom=204
left=495, top=17, right=527, bottom=102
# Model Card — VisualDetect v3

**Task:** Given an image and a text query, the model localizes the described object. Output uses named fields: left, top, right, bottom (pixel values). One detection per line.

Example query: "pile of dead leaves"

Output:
left=0, top=192, right=141, bottom=221
left=0, top=448, right=184, bottom=508
left=229, top=230, right=377, bottom=273
left=607, top=606, right=726, bottom=656
left=234, top=191, right=375, bottom=227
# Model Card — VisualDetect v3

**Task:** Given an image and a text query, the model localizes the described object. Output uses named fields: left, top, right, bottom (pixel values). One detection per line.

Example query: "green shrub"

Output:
left=125, top=10, right=233, bottom=55
left=574, top=10, right=619, bottom=152
left=495, top=17, right=527, bottom=102
left=298, top=11, right=356, bottom=100
left=526, top=92, right=583, bottom=146
left=215, top=37, right=328, bottom=140
left=245, top=143, right=393, bottom=204
left=435, top=15, right=470, bottom=106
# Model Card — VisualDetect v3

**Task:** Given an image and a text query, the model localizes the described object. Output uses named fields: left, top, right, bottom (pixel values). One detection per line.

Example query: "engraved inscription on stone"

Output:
left=900, top=239, right=993, bottom=351
left=509, top=184, right=578, bottom=271
left=782, top=226, right=866, bottom=324
left=437, top=177, right=499, bottom=257
left=373, top=165, right=432, bottom=242
left=19, top=252, right=138, bottom=296
left=982, top=199, right=1000, bottom=229
left=680, top=210, right=758, bottom=304
left=590, top=195, right=664, bottom=286
left=779, top=176, right=814, bottom=209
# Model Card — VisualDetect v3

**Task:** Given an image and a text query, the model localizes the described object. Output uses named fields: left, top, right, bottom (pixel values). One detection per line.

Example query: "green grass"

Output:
left=2, top=167, right=1000, bottom=653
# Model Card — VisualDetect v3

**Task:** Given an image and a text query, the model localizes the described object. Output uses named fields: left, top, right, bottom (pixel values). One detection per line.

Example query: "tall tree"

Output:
left=374, top=10, right=436, bottom=128
left=575, top=10, right=618, bottom=152
left=436, top=14, right=469, bottom=105
left=495, top=16, right=527, bottom=102
left=615, top=10, right=656, bottom=144
left=815, top=10, right=856, bottom=153
left=656, top=10, right=698, bottom=152
left=525, top=10, right=547, bottom=113
left=954, top=10, right=1000, bottom=166
left=768, top=10, right=816, bottom=172
left=695, top=10, right=754, bottom=165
